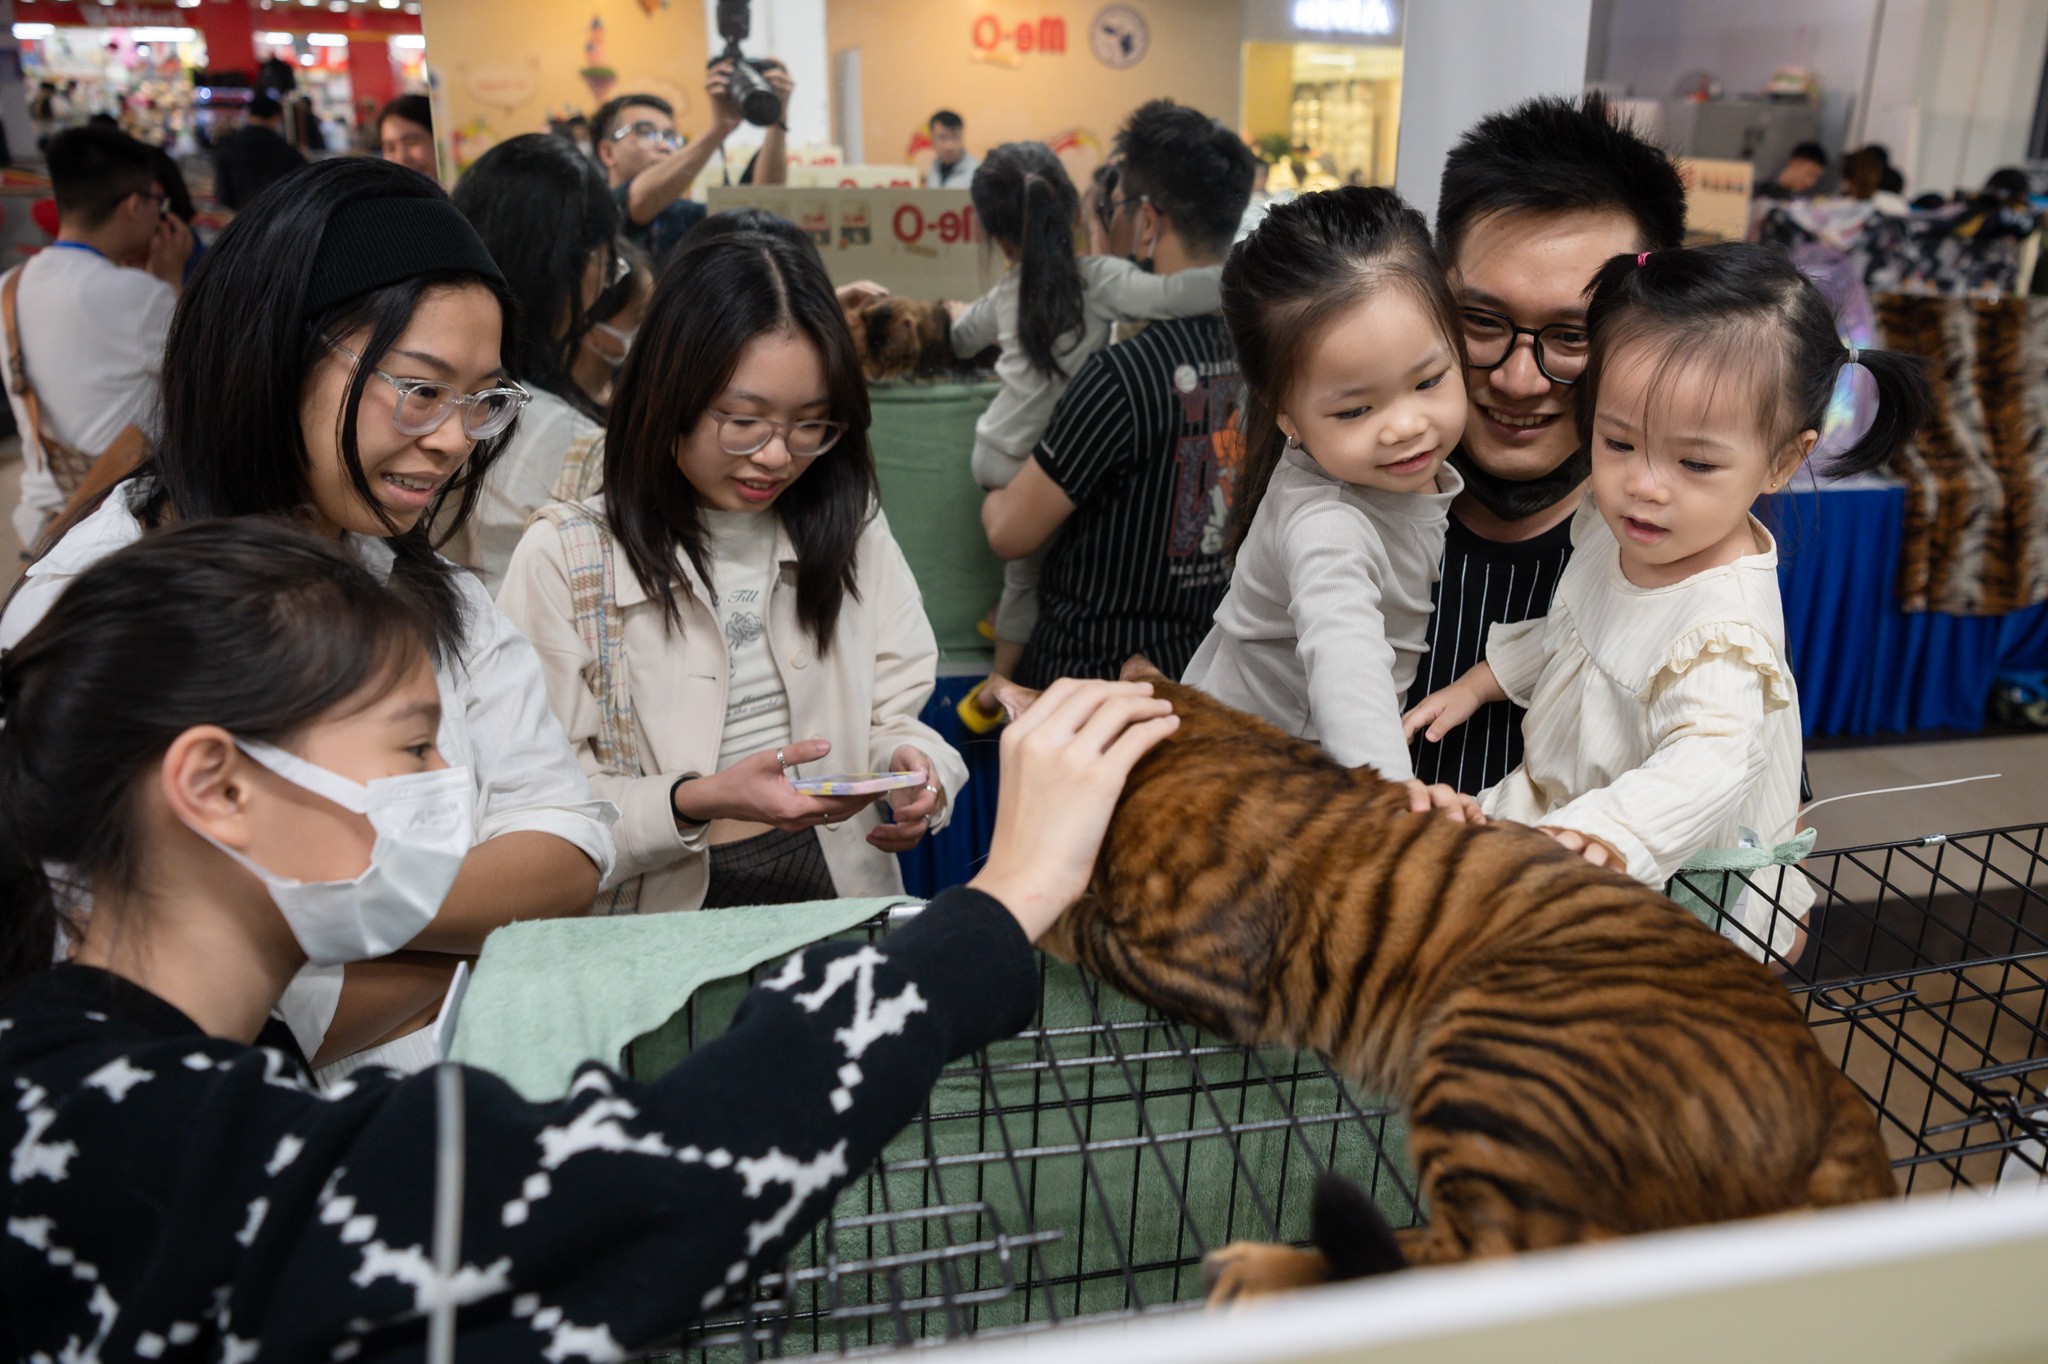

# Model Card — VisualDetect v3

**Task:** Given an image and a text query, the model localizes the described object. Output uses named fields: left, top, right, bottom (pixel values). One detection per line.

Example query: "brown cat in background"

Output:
left=996, top=662, right=1896, bottom=1300
left=846, top=296, right=996, bottom=382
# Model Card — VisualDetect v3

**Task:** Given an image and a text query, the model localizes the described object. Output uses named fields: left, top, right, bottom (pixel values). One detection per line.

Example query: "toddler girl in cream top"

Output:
left=1405, top=243, right=1930, bottom=959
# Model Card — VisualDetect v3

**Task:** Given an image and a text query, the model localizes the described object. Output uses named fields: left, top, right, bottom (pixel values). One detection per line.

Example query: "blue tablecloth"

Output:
left=897, top=674, right=1003, bottom=897
left=1769, top=480, right=2048, bottom=736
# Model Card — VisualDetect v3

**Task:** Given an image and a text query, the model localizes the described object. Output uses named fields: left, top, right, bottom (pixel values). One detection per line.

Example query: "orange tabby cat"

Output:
left=1011, top=662, right=1896, bottom=1300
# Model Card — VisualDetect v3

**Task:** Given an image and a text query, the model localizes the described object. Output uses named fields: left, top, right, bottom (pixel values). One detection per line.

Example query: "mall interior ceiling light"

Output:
left=10, top=23, right=55, bottom=39
left=1290, top=0, right=1396, bottom=36
left=128, top=26, right=197, bottom=41
left=390, top=33, right=426, bottom=49
left=307, top=32, right=347, bottom=45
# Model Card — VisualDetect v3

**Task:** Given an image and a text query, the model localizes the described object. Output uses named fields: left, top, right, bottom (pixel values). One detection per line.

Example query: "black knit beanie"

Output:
left=305, top=196, right=504, bottom=314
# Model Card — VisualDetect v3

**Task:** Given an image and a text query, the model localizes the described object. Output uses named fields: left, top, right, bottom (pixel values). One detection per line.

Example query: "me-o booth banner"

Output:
left=705, top=186, right=999, bottom=299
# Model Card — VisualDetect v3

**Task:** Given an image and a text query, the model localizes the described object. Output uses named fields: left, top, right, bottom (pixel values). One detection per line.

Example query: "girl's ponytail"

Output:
left=971, top=143, right=1085, bottom=381
left=1231, top=393, right=1290, bottom=553
left=1826, top=347, right=1933, bottom=478
left=1578, top=242, right=1933, bottom=485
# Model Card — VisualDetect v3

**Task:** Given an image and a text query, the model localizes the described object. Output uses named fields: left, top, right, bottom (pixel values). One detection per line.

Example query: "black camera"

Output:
left=716, top=0, right=783, bottom=129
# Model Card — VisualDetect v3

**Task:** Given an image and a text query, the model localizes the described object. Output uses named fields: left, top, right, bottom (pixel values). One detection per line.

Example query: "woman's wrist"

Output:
left=966, top=863, right=1071, bottom=944
left=671, top=772, right=713, bottom=826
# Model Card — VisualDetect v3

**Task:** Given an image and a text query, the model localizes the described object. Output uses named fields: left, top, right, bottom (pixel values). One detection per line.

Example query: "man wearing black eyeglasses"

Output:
left=1401, top=94, right=1685, bottom=796
left=593, top=55, right=793, bottom=266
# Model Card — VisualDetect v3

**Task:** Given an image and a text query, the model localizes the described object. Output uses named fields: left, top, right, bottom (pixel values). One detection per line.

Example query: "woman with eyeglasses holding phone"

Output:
left=449, top=135, right=624, bottom=589
left=0, top=157, right=617, bottom=1079
left=497, top=231, right=963, bottom=915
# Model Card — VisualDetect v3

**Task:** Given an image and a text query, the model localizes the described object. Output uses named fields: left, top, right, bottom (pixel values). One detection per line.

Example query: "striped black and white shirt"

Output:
left=1405, top=507, right=1575, bottom=795
left=1016, top=316, right=1240, bottom=688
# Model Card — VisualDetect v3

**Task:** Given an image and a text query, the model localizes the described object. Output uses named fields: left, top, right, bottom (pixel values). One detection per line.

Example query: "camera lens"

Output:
left=728, top=58, right=782, bottom=128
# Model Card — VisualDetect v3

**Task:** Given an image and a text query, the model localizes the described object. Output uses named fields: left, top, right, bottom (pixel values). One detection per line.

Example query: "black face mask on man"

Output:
left=1448, top=444, right=1592, bottom=521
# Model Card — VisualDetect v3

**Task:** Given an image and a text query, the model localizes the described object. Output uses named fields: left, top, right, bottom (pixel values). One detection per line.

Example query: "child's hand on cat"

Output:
left=1541, top=826, right=1625, bottom=869
left=1401, top=780, right=1486, bottom=824
left=1402, top=662, right=1507, bottom=744
left=969, top=679, right=1180, bottom=942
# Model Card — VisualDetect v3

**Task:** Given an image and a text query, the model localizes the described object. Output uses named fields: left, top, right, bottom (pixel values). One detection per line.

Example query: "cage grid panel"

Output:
left=631, top=824, right=2048, bottom=1362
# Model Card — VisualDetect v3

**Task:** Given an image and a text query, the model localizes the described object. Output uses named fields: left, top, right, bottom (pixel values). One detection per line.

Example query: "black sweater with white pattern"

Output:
left=0, top=889, right=1039, bottom=1363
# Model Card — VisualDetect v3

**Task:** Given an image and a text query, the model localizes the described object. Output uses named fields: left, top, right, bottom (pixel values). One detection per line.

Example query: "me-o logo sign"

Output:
left=892, top=203, right=979, bottom=250
left=971, top=14, right=1069, bottom=56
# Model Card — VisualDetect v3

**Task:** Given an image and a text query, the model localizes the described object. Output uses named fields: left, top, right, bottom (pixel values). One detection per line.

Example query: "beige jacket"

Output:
left=496, top=497, right=966, bottom=914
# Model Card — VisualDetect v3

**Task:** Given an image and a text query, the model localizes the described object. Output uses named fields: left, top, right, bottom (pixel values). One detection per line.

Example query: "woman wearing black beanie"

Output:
left=0, top=156, right=618, bottom=1081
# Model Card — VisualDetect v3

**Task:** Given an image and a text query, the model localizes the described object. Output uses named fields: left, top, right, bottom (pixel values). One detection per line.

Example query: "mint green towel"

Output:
left=448, top=897, right=911, bottom=1100
left=1666, top=829, right=1818, bottom=930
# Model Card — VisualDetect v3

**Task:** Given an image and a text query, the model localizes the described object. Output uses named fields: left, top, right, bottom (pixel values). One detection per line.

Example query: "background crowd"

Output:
left=0, top=21, right=1959, bottom=1352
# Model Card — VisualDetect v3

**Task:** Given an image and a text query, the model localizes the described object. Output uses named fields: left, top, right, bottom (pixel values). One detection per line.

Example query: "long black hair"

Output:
left=0, top=519, right=435, bottom=996
left=972, top=143, right=1084, bottom=381
left=452, top=133, right=620, bottom=422
left=141, top=156, right=518, bottom=663
left=1577, top=242, right=1931, bottom=480
left=602, top=233, right=877, bottom=650
left=683, top=205, right=822, bottom=262
left=1221, top=185, right=1463, bottom=549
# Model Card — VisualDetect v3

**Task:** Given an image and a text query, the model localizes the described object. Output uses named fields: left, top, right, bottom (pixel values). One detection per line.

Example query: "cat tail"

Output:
left=1310, top=1171, right=1407, bottom=1280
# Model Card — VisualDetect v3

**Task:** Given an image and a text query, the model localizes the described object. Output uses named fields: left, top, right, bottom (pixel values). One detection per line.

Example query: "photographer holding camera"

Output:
left=592, top=21, right=792, bottom=267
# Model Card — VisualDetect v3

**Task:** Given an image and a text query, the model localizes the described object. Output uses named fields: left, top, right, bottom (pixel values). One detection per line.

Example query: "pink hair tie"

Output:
left=1637, top=251, right=1652, bottom=266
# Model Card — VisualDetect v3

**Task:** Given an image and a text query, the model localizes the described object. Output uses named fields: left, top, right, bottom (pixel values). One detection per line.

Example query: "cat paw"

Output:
left=1201, top=1241, right=1330, bottom=1306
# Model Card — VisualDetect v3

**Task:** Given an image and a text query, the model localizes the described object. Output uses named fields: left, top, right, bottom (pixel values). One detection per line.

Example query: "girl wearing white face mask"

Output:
left=0, top=518, right=1178, bottom=1362
left=0, top=158, right=617, bottom=1079
left=448, top=136, right=624, bottom=590
left=568, top=235, right=651, bottom=417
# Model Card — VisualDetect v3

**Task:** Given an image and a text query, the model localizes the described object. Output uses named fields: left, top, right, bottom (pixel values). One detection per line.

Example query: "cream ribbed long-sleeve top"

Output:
left=1478, top=504, right=1810, bottom=958
left=1183, top=447, right=1462, bottom=780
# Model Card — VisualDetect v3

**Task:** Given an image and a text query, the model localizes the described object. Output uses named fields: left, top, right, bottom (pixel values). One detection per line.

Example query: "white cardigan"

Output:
left=1479, top=503, right=1810, bottom=957
left=495, top=499, right=966, bottom=914
left=1183, top=448, right=1462, bottom=780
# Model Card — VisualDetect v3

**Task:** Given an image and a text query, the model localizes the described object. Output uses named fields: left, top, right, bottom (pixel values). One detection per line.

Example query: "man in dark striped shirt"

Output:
left=1405, top=95, right=1688, bottom=795
left=982, top=101, right=1256, bottom=687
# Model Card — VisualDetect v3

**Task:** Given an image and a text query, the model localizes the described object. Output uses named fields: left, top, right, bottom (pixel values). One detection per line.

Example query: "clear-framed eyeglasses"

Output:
left=713, top=411, right=847, bottom=458
left=325, top=338, right=531, bottom=441
left=1459, top=307, right=1590, bottom=387
left=609, top=121, right=685, bottom=151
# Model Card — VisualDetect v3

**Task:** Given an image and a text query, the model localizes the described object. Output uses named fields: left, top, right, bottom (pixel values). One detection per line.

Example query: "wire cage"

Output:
left=630, top=822, right=2048, bottom=1362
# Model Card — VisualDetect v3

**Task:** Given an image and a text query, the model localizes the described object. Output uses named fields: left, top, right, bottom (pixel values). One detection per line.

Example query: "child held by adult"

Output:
left=1406, top=244, right=1931, bottom=957
left=946, top=142, right=1225, bottom=701
left=1183, top=186, right=1478, bottom=819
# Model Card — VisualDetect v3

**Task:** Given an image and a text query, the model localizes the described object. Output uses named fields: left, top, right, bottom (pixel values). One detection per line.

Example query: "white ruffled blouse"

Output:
left=1478, top=503, right=1810, bottom=956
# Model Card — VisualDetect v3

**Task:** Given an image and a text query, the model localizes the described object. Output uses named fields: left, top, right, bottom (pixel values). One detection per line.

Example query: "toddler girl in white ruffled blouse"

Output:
left=1404, top=242, right=1930, bottom=960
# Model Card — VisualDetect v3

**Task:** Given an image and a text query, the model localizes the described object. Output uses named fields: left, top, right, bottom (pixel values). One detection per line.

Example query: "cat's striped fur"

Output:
left=1037, top=661, right=1896, bottom=1299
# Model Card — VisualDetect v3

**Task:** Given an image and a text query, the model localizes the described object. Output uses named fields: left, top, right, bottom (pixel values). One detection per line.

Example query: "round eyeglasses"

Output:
left=610, top=121, right=685, bottom=151
left=326, top=338, right=531, bottom=441
left=1459, top=308, right=1590, bottom=387
left=713, top=411, right=846, bottom=459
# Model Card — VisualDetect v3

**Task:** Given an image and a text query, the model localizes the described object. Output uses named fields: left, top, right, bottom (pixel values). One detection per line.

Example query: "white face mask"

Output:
left=193, top=739, right=476, bottom=966
left=586, top=319, right=637, bottom=369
